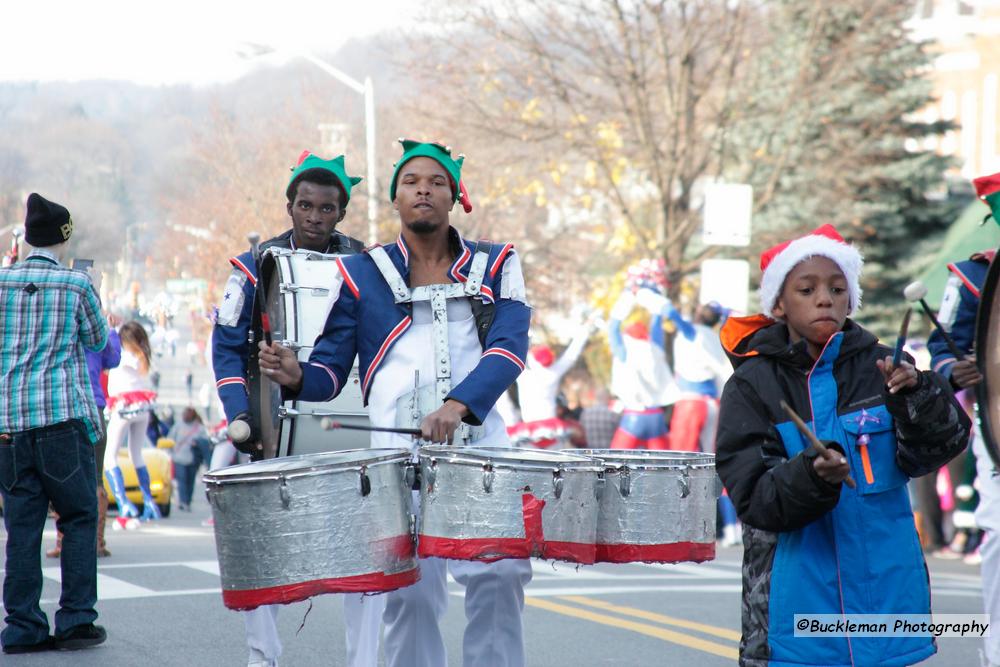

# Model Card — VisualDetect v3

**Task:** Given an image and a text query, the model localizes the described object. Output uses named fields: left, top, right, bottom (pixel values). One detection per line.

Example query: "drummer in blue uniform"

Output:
left=211, top=151, right=376, bottom=667
left=259, top=140, right=533, bottom=667
left=928, top=170, right=999, bottom=667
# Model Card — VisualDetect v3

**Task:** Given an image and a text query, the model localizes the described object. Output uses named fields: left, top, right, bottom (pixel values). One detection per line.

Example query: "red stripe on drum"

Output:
left=418, top=492, right=597, bottom=564
left=594, top=541, right=716, bottom=564
left=417, top=535, right=596, bottom=565
left=220, top=566, right=420, bottom=611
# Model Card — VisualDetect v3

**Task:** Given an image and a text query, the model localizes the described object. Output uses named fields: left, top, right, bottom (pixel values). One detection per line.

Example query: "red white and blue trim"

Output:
left=489, top=243, right=514, bottom=278
left=362, top=316, right=413, bottom=399
left=448, top=244, right=472, bottom=283
left=216, top=376, right=247, bottom=390
left=336, top=257, right=361, bottom=299
left=309, top=362, right=340, bottom=402
left=947, top=262, right=982, bottom=299
left=395, top=235, right=409, bottom=266
left=482, top=347, right=525, bottom=371
left=229, top=257, right=257, bottom=286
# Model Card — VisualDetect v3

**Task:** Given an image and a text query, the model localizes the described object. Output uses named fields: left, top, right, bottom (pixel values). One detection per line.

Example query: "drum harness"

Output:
left=368, top=241, right=494, bottom=446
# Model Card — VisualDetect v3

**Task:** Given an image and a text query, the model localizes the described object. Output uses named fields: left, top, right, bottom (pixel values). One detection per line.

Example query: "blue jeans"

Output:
left=174, top=437, right=211, bottom=506
left=0, top=420, right=98, bottom=647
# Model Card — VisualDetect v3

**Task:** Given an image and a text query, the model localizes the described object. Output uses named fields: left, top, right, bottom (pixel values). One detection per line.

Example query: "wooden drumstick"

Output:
left=320, top=418, right=422, bottom=437
left=779, top=401, right=856, bottom=489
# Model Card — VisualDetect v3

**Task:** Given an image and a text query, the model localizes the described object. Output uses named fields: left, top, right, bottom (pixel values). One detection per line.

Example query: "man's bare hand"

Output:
left=257, top=341, right=302, bottom=391
left=951, top=358, right=983, bottom=389
left=876, top=356, right=919, bottom=394
left=813, top=446, right=851, bottom=485
left=420, top=400, right=469, bottom=444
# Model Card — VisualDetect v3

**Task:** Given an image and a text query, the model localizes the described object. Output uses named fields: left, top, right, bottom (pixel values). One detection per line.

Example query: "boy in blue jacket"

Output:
left=716, top=224, right=970, bottom=666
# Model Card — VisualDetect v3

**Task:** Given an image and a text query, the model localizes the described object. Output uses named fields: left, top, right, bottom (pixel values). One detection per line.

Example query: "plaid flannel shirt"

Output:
left=0, top=249, right=108, bottom=442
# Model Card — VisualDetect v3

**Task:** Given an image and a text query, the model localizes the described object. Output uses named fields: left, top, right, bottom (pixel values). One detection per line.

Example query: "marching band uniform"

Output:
left=210, top=153, right=375, bottom=667
left=288, top=140, right=532, bottom=667
left=928, top=171, right=1000, bottom=667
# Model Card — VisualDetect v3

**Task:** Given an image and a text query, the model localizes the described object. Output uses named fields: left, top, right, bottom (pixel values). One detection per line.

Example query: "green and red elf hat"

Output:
left=973, top=171, right=1000, bottom=227
left=287, top=150, right=363, bottom=203
left=389, top=139, right=473, bottom=213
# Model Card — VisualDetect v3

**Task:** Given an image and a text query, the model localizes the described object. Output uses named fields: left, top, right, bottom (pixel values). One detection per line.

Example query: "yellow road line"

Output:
left=559, top=595, right=742, bottom=642
left=526, top=597, right=739, bottom=660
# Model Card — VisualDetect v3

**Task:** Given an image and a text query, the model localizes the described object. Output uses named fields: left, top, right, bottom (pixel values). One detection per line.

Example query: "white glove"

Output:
left=609, top=291, right=636, bottom=321
left=635, top=288, right=669, bottom=315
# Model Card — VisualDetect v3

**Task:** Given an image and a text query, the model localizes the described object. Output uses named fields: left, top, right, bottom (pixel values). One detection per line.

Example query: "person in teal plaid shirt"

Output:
left=0, top=193, right=109, bottom=655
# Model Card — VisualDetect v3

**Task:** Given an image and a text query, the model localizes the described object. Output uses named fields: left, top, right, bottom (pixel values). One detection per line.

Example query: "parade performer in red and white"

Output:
left=103, top=321, right=159, bottom=526
left=607, top=260, right=683, bottom=449
left=260, top=140, right=532, bottom=667
left=508, top=317, right=596, bottom=448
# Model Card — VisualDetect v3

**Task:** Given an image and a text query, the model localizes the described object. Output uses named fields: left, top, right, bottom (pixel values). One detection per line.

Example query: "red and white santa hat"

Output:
left=758, top=224, right=863, bottom=320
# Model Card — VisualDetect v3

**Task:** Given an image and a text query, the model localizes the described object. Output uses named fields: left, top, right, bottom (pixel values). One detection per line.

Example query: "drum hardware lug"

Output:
left=619, top=466, right=631, bottom=497
left=595, top=472, right=606, bottom=500
left=359, top=465, right=372, bottom=497
left=279, top=476, right=291, bottom=509
left=280, top=282, right=330, bottom=297
left=278, top=339, right=302, bottom=352
left=678, top=466, right=691, bottom=499
left=404, top=462, right=418, bottom=490
left=409, top=513, right=417, bottom=540
left=277, top=406, right=298, bottom=419
left=425, top=459, right=437, bottom=491
left=482, top=462, right=495, bottom=493
left=552, top=468, right=564, bottom=499
left=207, top=488, right=222, bottom=511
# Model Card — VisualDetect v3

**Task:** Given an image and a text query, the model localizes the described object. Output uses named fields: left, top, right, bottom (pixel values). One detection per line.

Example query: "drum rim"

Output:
left=577, top=449, right=715, bottom=470
left=418, top=445, right=604, bottom=471
left=203, top=447, right=411, bottom=484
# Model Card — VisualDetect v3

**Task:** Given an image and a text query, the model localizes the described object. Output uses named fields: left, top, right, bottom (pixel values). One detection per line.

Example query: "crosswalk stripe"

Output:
left=42, top=566, right=155, bottom=600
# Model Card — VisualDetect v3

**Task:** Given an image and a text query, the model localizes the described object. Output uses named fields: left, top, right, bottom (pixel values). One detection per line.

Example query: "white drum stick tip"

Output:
left=228, top=419, right=251, bottom=443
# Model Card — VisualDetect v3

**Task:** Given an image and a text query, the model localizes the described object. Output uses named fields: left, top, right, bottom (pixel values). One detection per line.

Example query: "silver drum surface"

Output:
left=204, top=448, right=418, bottom=609
left=578, top=449, right=719, bottom=564
left=417, top=446, right=603, bottom=563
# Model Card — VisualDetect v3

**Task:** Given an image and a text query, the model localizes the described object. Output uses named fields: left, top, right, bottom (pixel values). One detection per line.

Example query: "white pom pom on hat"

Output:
left=758, top=224, right=863, bottom=320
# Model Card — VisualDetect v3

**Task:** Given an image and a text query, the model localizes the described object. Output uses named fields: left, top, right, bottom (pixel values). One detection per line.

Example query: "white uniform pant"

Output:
left=383, top=556, right=532, bottom=667
left=242, top=593, right=386, bottom=665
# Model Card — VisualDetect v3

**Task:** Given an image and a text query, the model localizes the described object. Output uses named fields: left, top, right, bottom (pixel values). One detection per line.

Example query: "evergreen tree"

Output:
left=730, top=0, right=959, bottom=335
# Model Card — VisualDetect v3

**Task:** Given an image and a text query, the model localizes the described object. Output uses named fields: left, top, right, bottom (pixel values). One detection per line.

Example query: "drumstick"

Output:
left=248, top=232, right=272, bottom=346
left=903, top=281, right=963, bottom=361
left=320, top=418, right=422, bottom=437
left=779, top=400, right=856, bottom=489
left=892, top=307, right=912, bottom=367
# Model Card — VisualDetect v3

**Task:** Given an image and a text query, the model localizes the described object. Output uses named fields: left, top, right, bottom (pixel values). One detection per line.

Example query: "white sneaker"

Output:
left=248, top=647, right=278, bottom=667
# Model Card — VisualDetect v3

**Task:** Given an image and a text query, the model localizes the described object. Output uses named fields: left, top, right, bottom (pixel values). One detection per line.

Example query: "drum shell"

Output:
left=204, top=449, right=417, bottom=609
left=417, top=447, right=603, bottom=564
left=253, top=248, right=370, bottom=458
left=578, top=449, right=718, bottom=564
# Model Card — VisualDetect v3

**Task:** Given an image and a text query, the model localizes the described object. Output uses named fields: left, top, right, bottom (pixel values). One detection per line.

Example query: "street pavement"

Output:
left=0, top=495, right=989, bottom=666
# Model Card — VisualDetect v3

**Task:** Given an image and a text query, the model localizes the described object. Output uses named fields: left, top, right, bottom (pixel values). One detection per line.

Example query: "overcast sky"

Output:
left=0, top=0, right=416, bottom=85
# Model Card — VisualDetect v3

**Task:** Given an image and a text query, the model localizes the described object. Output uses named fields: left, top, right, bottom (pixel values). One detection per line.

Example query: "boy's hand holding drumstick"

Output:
left=780, top=400, right=856, bottom=489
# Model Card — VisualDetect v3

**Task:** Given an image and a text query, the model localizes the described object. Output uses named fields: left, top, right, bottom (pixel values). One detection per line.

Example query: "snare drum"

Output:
left=204, top=448, right=418, bottom=610
left=417, top=446, right=603, bottom=564
left=579, top=449, right=719, bottom=564
left=250, top=247, right=369, bottom=458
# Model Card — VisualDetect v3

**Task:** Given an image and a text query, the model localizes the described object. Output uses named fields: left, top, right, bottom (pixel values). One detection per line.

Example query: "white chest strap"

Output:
left=367, top=243, right=491, bottom=408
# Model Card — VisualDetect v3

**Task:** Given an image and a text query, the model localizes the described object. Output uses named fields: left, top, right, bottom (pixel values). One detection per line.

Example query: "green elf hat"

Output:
left=973, top=171, right=1000, bottom=227
left=389, top=139, right=473, bottom=213
left=287, top=150, right=363, bottom=204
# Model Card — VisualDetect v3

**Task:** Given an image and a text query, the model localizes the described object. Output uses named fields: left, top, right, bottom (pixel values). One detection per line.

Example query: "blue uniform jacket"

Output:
left=291, top=230, right=530, bottom=425
left=211, top=229, right=362, bottom=422
left=928, top=253, right=991, bottom=382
